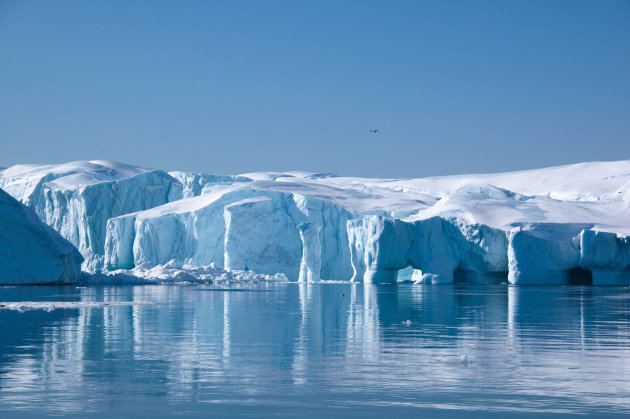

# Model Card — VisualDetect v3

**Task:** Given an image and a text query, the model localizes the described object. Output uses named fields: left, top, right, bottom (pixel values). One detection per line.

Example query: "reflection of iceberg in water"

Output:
left=0, top=287, right=86, bottom=414
left=507, top=285, right=589, bottom=351
left=503, top=286, right=630, bottom=409
left=223, top=291, right=231, bottom=363
left=346, top=284, right=381, bottom=361
left=293, top=283, right=352, bottom=385
left=2, top=284, right=630, bottom=416
left=292, top=283, right=311, bottom=384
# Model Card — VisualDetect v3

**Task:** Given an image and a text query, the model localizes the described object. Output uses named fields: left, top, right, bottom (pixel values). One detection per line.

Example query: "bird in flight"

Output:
left=369, top=129, right=380, bottom=134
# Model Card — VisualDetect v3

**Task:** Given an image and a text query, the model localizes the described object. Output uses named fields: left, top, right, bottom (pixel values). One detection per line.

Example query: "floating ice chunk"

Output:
left=0, top=188, right=83, bottom=284
left=0, top=300, right=154, bottom=312
left=96, top=260, right=289, bottom=284
left=396, top=266, right=415, bottom=283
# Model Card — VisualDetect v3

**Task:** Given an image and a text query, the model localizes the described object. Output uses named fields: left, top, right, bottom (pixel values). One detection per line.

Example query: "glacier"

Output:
left=2, top=160, right=630, bottom=285
left=0, top=188, right=83, bottom=284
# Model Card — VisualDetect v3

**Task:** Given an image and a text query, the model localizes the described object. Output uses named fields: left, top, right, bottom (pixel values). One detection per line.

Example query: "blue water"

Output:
left=1, top=283, right=629, bottom=418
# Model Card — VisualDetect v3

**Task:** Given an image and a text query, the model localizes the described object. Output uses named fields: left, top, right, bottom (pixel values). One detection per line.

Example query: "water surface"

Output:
left=1, top=283, right=629, bottom=417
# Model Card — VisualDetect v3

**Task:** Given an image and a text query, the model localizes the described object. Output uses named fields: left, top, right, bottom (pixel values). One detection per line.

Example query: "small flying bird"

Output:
left=369, top=129, right=380, bottom=134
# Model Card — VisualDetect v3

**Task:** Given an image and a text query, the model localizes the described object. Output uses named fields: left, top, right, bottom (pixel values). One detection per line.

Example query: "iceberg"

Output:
left=0, top=160, right=183, bottom=271
left=0, top=188, right=83, bottom=284
left=3, top=159, right=630, bottom=285
left=347, top=215, right=509, bottom=284
left=105, top=182, right=355, bottom=281
left=507, top=224, right=630, bottom=285
left=347, top=177, right=630, bottom=285
left=100, top=162, right=630, bottom=285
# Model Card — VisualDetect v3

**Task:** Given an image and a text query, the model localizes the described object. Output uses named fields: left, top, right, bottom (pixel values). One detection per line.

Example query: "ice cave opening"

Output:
left=568, top=267, right=593, bottom=286
left=453, top=268, right=468, bottom=284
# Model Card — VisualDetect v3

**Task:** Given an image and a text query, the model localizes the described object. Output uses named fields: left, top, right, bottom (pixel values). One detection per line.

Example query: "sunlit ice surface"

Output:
left=1, top=283, right=629, bottom=418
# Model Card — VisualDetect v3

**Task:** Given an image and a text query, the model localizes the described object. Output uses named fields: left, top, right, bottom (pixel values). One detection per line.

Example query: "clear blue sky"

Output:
left=0, top=0, right=629, bottom=177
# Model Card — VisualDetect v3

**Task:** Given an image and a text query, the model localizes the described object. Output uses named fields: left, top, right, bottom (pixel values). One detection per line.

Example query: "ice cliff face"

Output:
left=0, top=161, right=182, bottom=271
left=168, top=171, right=251, bottom=198
left=0, top=188, right=83, bottom=284
left=3, top=160, right=630, bottom=285
left=348, top=215, right=509, bottom=284
left=105, top=183, right=354, bottom=282
left=346, top=179, right=630, bottom=285
left=507, top=224, right=630, bottom=285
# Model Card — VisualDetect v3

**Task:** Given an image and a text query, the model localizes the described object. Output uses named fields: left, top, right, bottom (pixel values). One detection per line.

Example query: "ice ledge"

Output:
left=349, top=216, right=630, bottom=286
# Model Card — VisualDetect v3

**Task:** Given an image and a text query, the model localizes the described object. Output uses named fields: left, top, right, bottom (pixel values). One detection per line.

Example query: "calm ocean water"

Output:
left=1, top=283, right=629, bottom=418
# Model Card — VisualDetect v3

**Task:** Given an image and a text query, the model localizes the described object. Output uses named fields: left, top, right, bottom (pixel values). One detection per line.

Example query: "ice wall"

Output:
left=298, top=222, right=322, bottom=282
left=508, top=225, right=630, bottom=285
left=169, top=171, right=251, bottom=198
left=46, top=171, right=182, bottom=271
left=105, top=189, right=355, bottom=281
left=347, top=215, right=509, bottom=284
left=1, top=161, right=183, bottom=271
left=347, top=216, right=630, bottom=285
left=0, top=188, right=83, bottom=284
left=223, top=196, right=303, bottom=280
left=106, top=189, right=263, bottom=270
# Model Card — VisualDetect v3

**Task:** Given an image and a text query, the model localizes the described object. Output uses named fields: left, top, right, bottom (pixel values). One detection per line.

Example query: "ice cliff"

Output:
left=0, top=188, right=83, bottom=284
left=104, top=184, right=355, bottom=282
left=3, top=160, right=630, bottom=285
left=0, top=161, right=182, bottom=271
left=168, top=171, right=251, bottom=198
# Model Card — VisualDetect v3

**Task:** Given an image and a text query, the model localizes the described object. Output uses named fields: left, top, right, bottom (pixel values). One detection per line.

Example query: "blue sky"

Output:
left=0, top=0, right=628, bottom=177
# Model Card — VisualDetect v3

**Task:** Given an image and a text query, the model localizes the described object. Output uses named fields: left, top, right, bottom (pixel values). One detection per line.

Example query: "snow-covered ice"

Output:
left=3, top=159, right=630, bottom=285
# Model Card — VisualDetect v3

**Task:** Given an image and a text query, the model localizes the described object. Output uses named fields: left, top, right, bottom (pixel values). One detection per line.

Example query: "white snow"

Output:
left=0, top=188, right=83, bottom=284
left=3, top=159, right=630, bottom=285
left=96, top=260, right=289, bottom=284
